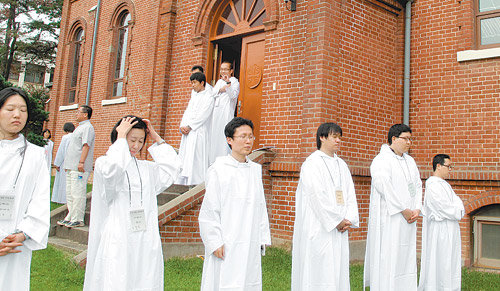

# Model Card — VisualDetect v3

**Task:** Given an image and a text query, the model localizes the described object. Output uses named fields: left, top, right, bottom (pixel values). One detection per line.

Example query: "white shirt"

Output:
left=64, top=119, right=95, bottom=172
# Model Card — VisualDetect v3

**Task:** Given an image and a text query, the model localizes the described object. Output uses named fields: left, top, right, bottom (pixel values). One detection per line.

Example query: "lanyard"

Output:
left=395, top=155, right=412, bottom=184
left=321, top=156, right=342, bottom=189
left=11, top=137, right=27, bottom=190
left=125, top=157, right=143, bottom=207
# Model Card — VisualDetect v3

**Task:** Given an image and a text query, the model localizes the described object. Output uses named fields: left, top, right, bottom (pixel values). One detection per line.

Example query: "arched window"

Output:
left=212, top=0, right=266, bottom=39
left=473, top=204, right=500, bottom=269
left=68, top=28, right=84, bottom=104
left=111, top=11, right=131, bottom=98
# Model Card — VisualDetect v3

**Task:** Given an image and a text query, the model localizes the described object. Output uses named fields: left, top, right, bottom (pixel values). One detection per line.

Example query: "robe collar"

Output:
left=0, top=134, right=25, bottom=152
left=313, top=149, right=338, bottom=160
left=223, top=154, right=251, bottom=168
left=380, top=144, right=407, bottom=160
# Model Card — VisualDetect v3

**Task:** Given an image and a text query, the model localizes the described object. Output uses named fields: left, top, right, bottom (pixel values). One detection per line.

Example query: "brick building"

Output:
left=47, top=0, right=500, bottom=269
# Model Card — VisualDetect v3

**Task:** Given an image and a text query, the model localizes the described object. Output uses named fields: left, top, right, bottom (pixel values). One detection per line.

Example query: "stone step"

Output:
left=54, top=225, right=89, bottom=245
left=157, top=192, right=181, bottom=205
left=48, top=236, right=88, bottom=255
left=163, top=184, right=190, bottom=195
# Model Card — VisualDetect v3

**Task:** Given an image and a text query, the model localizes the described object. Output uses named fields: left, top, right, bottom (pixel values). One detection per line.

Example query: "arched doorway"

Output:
left=208, top=0, right=267, bottom=149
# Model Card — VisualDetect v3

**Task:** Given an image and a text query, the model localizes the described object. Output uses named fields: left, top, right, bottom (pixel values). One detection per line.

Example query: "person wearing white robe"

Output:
left=199, top=117, right=271, bottom=291
left=191, top=65, right=213, bottom=91
left=0, top=87, right=50, bottom=290
left=208, top=61, right=240, bottom=165
left=177, top=72, right=214, bottom=185
left=291, top=123, right=359, bottom=291
left=43, top=129, right=54, bottom=171
left=84, top=116, right=181, bottom=291
left=418, top=154, right=464, bottom=291
left=51, top=122, right=75, bottom=204
left=364, top=124, right=422, bottom=291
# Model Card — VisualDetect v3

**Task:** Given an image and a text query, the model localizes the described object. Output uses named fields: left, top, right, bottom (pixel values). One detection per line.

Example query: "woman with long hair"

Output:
left=84, top=115, right=181, bottom=290
left=0, top=87, right=50, bottom=290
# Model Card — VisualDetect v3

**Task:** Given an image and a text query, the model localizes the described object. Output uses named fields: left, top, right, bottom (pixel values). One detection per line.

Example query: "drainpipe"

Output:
left=85, top=0, right=102, bottom=105
left=403, top=0, right=412, bottom=125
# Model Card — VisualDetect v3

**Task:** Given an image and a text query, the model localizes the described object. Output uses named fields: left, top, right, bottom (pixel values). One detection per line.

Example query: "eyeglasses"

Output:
left=442, top=164, right=453, bottom=170
left=233, top=135, right=255, bottom=141
left=397, top=136, right=413, bottom=142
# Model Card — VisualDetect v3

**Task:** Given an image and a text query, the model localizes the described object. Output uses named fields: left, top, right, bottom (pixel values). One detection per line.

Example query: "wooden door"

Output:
left=238, top=33, right=265, bottom=149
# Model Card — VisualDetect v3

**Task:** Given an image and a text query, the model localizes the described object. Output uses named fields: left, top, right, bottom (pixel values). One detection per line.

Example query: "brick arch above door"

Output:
left=191, top=0, right=279, bottom=46
left=465, top=190, right=500, bottom=214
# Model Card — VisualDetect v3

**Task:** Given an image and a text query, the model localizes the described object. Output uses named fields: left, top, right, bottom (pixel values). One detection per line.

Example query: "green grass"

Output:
left=30, top=246, right=500, bottom=290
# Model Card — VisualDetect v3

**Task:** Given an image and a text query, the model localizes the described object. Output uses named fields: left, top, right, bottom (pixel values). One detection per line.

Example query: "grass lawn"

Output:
left=31, top=246, right=500, bottom=290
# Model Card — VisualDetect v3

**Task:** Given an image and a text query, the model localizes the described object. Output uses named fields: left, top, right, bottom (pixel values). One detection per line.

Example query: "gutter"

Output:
left=403, top=0, right=412, bottom=125
left=85, top=0, right=102, bottom=105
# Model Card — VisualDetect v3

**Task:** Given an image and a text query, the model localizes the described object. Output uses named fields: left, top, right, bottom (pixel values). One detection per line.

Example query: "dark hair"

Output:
left=388, top=123, right=412, bottom=145
left=221, top=61, right=233, bottom=70
left=80, top=105, right=93, bottom=119
left=189, top=72, right=206, bottom=86
left=110, top=115, right=148, bottom=144
left=432, top=154, right=450, bottom=171
left=191, top=65, right=204, bottom=73
left=0, top=87, right=30, bottom=122
left=316, top=123, right=342, bottom=150
left=42, top=129, right=52, bottom=139
left=224, top=116, right=254, bottom=148
left=63, top=122, right=75, bottom=133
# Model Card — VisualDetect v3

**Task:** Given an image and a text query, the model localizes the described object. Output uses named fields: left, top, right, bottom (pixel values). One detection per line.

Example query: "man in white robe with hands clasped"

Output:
left=364, top=123, right=422, bottom=291
left=199, top=117, right=271, bottom=291
left=418, top=154, right=464, bottom=291
left=291, top=122, right=359, bottom=290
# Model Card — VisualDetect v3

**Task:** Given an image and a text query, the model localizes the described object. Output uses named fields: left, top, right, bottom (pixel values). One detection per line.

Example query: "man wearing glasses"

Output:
left=199, top=117, right=271, bottom=290
left=418, top=154, right=464, bottom=291
left=208, top=61, right=240, bottom=165
left=364, top=123, right=422, bottom=291
left=58, top=105, right=95, bottom=228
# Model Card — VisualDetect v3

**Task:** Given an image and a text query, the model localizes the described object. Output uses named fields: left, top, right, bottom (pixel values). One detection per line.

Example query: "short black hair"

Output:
left=80, top=105, right=93, bottom=119
left=432, top=154, right=450, bottom=171
left=221, top=61, right=233, bottom=70
left=225, top=117, right=254, bottom=139
left=0, top=87, right=30, bottom=122
left=42, top=129, right=52, bottom=139
left=191, top=65, right=204, bottom=73
left=110, top=115, right=148, bottom=144
left=190, top=72, right=206, bottom=86
left=316, top=122, right=342, bottom=150
left=63, top=122, right=75, bottom=133
left=388, top=123, right=412, bottom=145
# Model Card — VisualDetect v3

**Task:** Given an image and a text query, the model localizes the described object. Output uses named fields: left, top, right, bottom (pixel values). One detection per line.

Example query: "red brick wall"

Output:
left=48, top=0, right=500, bottom=266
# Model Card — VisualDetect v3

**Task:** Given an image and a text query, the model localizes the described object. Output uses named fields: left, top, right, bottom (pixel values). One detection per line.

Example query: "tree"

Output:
left=0, top=0, right=62, bottom=78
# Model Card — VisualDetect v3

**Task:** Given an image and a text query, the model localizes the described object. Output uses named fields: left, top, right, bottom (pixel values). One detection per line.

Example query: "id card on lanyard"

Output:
left=0, top=189, right=15, bottom=220
left=126, top=158, right=146, bottom=232
left=321, top=156, right=345, bottom=206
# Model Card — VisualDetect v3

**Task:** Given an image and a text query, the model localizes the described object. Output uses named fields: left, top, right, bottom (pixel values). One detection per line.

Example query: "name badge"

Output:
left=129, top=209, right=146, bottom=232
left=0, top=190, right=15, bottom=220
left=335, top=189, right=345, bottom=205
left=408, top=182, right=416, bottom=197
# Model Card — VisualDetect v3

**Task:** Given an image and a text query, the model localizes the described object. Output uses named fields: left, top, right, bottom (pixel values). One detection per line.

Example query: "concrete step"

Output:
left=54, top=225, right=89, bottom=245
left=48, top=236, right=88, bottom=255
left=164, top=184, right=190, bottom=195
left=157, top=193, right=181, bottom=205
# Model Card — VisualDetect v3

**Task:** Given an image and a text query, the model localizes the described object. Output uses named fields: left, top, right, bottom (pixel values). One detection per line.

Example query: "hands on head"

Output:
left=142, top=119, right=162, bottom=143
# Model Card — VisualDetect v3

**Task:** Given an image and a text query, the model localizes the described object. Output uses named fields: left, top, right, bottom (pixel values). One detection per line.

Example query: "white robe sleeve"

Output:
left=226, top=77, right=240, bottom=101
left=53, top=135, right=69, bottom=167
left=411, top=158, right=423, bottom=210
left=424, top=182, right=464, bottom=221
left=257, top=167, right=271, bottom=245
left=300, top=160, right=345, bottom=232
left=370, top=159, right=406, bottom=215
left=188, top=89, right=215, bottom=132
left=95, top=138, right=133, bottom=203
left=18, top=157, right=50, bottom=250
left=147, top=142, right=182, bottom=194
left=343, top=163, right=360, bottom=227
left=199, top=167, right=224, bottom=255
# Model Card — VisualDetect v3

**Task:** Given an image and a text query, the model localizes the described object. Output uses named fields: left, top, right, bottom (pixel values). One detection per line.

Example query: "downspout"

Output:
left=85, top=0, right=102, bottom=105
left=403, top=0, right=412, bottom=125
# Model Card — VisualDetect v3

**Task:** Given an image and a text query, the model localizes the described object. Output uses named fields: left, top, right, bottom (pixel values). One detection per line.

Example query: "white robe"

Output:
left=84, top=138, right=181, bottom=291
left=291, top=150, right=359, bottom=291
left=418, top=176, right=464, bottom=291
left=177, top=87, right=214, bottom=185
left=209, top=77, right=240, bottom=165
left=364, top=144, right=423, bottom=291
left=51, top=133, right=71, bottom=203
left=199, top=155, right=271, bottom=291
left=0, top=135, right=50, bottom=290
left=43, top=139, right=54, bottom=171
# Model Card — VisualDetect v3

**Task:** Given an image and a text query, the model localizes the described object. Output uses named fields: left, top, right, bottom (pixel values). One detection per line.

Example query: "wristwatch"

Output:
left=226, top=81, right=231, bottom=84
